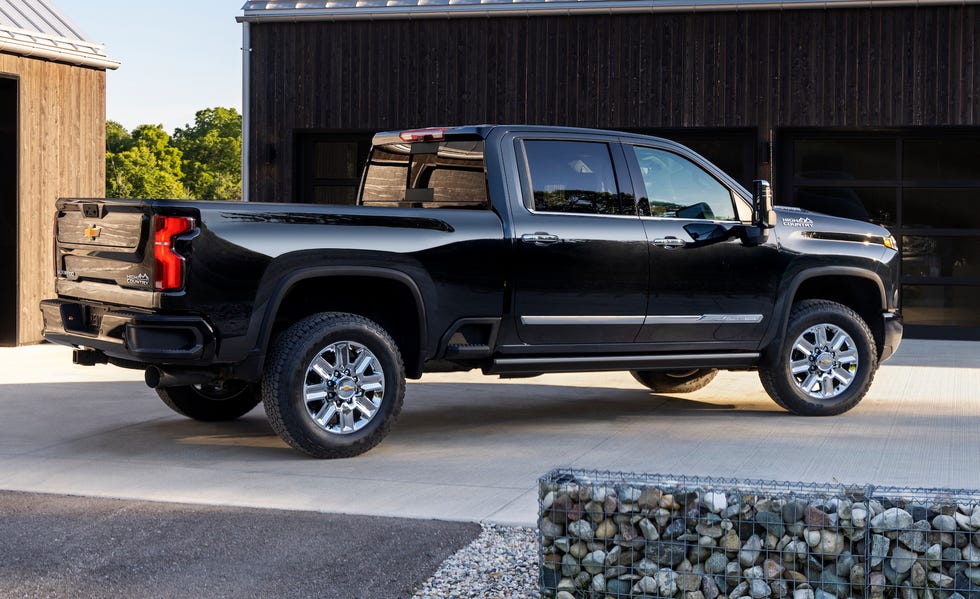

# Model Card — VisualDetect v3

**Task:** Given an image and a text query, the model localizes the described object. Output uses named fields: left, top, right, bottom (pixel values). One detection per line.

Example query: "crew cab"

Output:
left=41, top=125, right=902, bottom=458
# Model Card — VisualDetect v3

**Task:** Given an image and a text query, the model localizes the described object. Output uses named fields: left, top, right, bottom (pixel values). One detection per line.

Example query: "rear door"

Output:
left=508, top=135, right=649, bottom=346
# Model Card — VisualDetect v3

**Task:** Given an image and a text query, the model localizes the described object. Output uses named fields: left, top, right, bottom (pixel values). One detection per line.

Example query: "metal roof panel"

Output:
left=0, top=0, right=119, bottom=69
left=240, top=0, right=980, bottom=20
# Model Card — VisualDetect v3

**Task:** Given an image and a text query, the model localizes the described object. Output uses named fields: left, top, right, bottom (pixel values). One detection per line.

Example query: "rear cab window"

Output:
left=359, top=140, right=488, bottom=209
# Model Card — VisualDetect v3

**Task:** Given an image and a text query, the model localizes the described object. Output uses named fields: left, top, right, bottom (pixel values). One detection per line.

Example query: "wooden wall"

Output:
left=0, top=53, right=105, bottom=345
left=247, top=5, right=980, bottom=202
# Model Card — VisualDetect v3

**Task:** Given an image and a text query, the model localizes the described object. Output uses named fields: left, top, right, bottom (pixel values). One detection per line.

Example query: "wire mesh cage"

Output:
left=538, top=469, right=980, bottom=599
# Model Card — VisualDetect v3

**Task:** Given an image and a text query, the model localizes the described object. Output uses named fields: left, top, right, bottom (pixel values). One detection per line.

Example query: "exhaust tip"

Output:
left=144, top=366, right=162, bottom=388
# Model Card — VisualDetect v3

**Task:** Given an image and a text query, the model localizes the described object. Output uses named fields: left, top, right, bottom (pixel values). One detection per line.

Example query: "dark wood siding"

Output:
left=247, top=5, right=980, bottom=202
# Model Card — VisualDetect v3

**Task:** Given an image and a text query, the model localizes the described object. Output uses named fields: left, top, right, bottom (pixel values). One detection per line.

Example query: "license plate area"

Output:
left=60, top=303, right=104, bottom=335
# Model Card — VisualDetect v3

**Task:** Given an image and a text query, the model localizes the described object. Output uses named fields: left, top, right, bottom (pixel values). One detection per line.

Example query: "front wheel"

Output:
left=759, top=300, right=877, bottom=416
left=156, top=381, right=262, bottom=422
left=630, top=368, right=718, bottom=394
left=261, top=312, right=405, bottom=459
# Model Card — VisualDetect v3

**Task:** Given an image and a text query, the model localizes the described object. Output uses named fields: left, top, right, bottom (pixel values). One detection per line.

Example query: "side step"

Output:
left=487, top=352, right=760, bottom=375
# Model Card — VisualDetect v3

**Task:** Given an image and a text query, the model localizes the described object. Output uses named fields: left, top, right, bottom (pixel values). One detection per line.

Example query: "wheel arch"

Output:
left=257, top=266, right=428, bottom=378
left=763, top=267, right=887, bottom=358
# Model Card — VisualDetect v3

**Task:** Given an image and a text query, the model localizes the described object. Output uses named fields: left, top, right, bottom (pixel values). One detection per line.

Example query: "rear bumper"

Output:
left=40, top=298, right=216, bottom=364
left=880, top=310, right=903, bottom=362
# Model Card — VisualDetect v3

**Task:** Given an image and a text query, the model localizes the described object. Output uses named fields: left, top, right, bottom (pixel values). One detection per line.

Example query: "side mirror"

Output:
left=739, top=180, right=775, bottom=246
left=752, top=180, right=775, bottom=229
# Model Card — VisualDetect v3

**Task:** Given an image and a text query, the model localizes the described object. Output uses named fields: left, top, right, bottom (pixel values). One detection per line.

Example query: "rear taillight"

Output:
left=153, top=216, right=194, bottom=291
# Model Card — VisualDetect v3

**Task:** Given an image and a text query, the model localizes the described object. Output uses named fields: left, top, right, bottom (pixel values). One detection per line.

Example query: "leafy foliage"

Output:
left=106, top=124, right=187, bottom=199
left=173, top=107, right=242, bottom=201
left=105, top=107, right=242, bottom=201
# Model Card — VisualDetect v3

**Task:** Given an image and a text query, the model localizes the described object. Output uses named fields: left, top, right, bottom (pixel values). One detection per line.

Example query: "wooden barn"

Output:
left=239, top=0, right=980, bottom=340
left=0, top=0, right=116, bottom=346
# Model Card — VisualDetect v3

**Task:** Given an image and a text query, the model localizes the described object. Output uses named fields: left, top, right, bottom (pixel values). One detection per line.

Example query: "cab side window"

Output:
left=523, top=140, right=627, bottom=215
left=632, top=146, right=736, bottom=221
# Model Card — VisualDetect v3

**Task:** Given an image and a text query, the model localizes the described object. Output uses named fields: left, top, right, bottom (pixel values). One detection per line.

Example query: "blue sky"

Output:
left=55, top=0, right=244, bottom=134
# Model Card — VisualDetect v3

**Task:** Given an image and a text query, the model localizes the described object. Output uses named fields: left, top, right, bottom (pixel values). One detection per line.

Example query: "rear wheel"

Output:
left=630, top=368, right=719, bottom=394
left=759, top=300, right=877, bottom=416
left=156, top=381, right=262, bottom=422
left=262, top=312, right=405, bottom=459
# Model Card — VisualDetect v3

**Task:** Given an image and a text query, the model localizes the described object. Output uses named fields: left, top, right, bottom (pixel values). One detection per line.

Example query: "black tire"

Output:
left=261, top=312, right=405, bottom=459
left=630, top=368, right=719, bottom=394
left=156, top=381, right=262, bottom=422
left=759, top=299, right=877, bottom=416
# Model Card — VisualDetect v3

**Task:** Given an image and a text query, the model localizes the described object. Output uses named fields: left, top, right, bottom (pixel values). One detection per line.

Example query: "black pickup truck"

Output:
left=41, top=125, right=902, bottom=458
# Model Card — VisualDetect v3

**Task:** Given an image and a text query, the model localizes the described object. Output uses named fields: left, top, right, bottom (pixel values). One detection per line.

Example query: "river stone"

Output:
left=607, top=577, right=632, bottom=597
left=834, top=552, right=854, bottom=577
left=676, top=491, right=700, bottom=508
left=762, top=559, right=784, bottom=580
left=899, top=521, right=932, bottom=553
left=617, top=549, right=641, bottom=566
left=619, top=486, right=641, bottom=503
left=929, top=572, right=954, bottom=588
left=750, top=579, right=772, bottom=598
left=955, top=511, right=973, bottom=531
left=556, top=591, right=576, bottom=599
left=540, top=516, right=564, bottom=539
left=850, top=563, right=865, bottom=589
left=964, top=543, right=980, bottom=566
left=567, top=519, right=593, bottom=541
left=595, top=519, right=617, bottom=540
left=816, top=529, right=844, bottom=557
left=784, top=570, right=808, bottom=584
left=572, top=541, right=591, bottom=559
left=782, top=502, right=806, bottom=524
left=891, top=546, right=918, bottom=574
left=721, top=529, right=741, bottom=555
left=634, top=575, right=658, bottom=595
left=636, top=557, right=658, bottom=576
left=698, top=522, right=724, bottom=539
left=583, top=550, right=607, bottom=574
left=872, top=508, right=914, bottom=532
left=851, top=504, right=868, bottom=527
left=745, top=566, right=765, bottom=581
left=932, top=514, right=957, bottom=532
left=943, top=546, right=962, bottom=562
left=870, top=534, right=891, bottom=566
left=561, top=553, right=581, bottom=577
left=757, top=511, right=786, bottom=537
left=639, top=488, right=663, bottom=510
left=794, top=590, right=815, bottom=599
left=971, top=507, right=980, bottom=529
left=592, top=573, right=607, bottom=593
left=706, top=553, right=728, bottom=574
left=556, top=577, right=576, bottom=592
left=703, top=573, right=721, bottom=599
left=655, top=508, right=672, bottom=528
left=819, top=570, right=850, bottom=599
left=804, top=529, right=821, bottom=548
left=730, top=581, right=749, bottom=599
left=910, top=562, right=927, bottom=588
left=575, top=570, right=591, bottom=589
left=649, top=541, right=687, bottom=567
left=704, top=491, right=728, bottom=514
left=604, top=495, right=618, bottom=516
left=965, top=568, right=980, bottom=585
left=924, top=543, right=941, bottom=567
left=678, top=573, right=703, bottom=592
left=605, top=565, right=628, bottom=578
left=639, top=518, right=660, bottom=541
left=740, top=535, right=763, bottom=567
left=657, top=567, right=679, bottom=596
left=805, top=506, right=832, bottom=528
left=620, top=521, right=639, bottom=543
left=664, top=519, right=687, bottom=540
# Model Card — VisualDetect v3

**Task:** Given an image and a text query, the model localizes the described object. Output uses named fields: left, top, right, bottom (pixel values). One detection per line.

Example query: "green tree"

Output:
left=106, top=123, right=187, bottom=199
left=173, top=107, right=242, bottom=201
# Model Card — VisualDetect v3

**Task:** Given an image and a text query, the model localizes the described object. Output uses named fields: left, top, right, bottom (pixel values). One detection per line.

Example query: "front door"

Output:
left=625, top=143, right=779, bottom=348
left=509, top=137, right=649, bottom=346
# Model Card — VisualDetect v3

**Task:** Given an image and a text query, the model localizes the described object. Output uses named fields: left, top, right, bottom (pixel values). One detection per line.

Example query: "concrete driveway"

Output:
left=0, top=340, right=978, bottom=527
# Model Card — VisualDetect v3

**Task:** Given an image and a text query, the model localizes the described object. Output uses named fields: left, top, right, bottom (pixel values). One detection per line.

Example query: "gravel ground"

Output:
left=412, top=523, right=540, bottom=599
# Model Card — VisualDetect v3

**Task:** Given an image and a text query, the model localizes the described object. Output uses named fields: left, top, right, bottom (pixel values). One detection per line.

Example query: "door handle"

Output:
left=652, top=237, right=687, bottom=249
left=521, top=233, right=560, bottom=245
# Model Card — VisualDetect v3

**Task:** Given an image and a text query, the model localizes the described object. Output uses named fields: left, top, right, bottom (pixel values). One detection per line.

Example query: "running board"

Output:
left=487, top=353, right=760, bottom=375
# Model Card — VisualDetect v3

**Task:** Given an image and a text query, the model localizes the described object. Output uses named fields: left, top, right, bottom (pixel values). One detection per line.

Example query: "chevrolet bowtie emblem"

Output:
left=84, top=225, right=102, bottom=241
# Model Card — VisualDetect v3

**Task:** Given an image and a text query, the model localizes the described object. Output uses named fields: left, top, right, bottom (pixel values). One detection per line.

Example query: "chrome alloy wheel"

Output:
left=303, top=341, right=385, bottom=435
left=789, top=323, right=859, bottom=399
